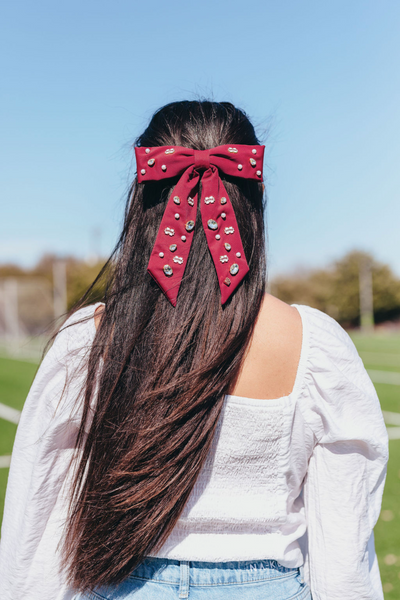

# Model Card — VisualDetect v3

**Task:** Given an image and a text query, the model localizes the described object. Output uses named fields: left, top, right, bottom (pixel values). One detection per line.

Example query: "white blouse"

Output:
left=0, top=303, right=388, bottom=600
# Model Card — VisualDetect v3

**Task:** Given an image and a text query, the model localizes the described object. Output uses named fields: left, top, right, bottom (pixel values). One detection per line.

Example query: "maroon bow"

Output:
left=135, top=143, right=265, bottom=306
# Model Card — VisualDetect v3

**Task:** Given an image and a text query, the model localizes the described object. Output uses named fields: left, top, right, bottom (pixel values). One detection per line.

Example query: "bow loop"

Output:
left=135, top=144, right=265, bottom=306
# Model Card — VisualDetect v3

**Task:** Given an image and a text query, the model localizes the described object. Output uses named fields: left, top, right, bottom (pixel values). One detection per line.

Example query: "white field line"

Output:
left=0, top=455, right=11, bottom=468
left=383, top=411, right=400, bottom=426
left=0, top=402, right=21, bottom=424
left=0, top=352, right=40, bottom=365
left=368, top=370, right=400, bottom=386
left=387, top=427, right=400, bottom=440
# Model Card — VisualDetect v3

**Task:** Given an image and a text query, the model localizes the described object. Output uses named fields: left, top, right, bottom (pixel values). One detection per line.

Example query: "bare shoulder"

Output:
left=230, top=293, right=303, bottom=399
left=94, top=304, right=105, bottom=331
left=256, top=293, right=302, bottom=339
left=253, top=293, right=303, bottom=369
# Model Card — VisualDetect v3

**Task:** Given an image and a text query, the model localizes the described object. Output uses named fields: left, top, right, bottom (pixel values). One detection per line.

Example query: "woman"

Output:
left=0, top=101, right=388, bottom=599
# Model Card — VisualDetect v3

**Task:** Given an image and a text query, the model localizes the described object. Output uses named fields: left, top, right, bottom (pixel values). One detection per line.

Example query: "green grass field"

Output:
left=1, top=336, right=400, bottom=597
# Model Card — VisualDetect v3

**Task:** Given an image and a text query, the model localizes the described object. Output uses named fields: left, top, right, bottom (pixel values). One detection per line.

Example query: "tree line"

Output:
left=271, top=251, right=400, bottom=327
left=1, top=250, right=400, bottom=328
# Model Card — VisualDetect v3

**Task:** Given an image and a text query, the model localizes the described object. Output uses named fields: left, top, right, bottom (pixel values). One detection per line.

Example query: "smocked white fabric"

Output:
left=0, top=303, right=388, bottom=600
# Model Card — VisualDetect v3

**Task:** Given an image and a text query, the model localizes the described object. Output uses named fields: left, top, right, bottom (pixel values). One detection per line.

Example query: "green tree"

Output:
left=272, top=251, right=400, bottom=327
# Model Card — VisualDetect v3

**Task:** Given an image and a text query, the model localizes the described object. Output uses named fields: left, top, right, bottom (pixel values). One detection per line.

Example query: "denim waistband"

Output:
left=128, top=556, right=302, bottom=586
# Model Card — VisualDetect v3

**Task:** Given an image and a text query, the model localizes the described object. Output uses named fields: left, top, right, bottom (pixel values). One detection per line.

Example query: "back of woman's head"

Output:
left=62, top=100, right=267, bottom=592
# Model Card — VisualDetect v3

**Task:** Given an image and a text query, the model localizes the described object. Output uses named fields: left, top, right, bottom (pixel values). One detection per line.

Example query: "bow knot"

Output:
left=194, top=149, right=210, bottom=170
left=135, top=144, right=265, bottom=306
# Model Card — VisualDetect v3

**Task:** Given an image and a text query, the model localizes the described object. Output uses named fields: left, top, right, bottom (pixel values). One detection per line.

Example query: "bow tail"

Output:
left=147, top=167, right=200, bottom=306
left=200, top=168, right=250, bottom=305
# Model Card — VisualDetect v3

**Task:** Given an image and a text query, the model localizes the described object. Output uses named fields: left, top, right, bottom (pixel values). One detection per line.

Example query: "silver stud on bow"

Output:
left=164, top=227, right=174, bottom=236
left=204, top=196, right=215, bottom=204
left=173, top=256, right=184, bottom=264
left=224, top=226, right=234, bottom=234
left=163, top=265, right=173, bottom=276
left=220, top=255, right=228, bottom=263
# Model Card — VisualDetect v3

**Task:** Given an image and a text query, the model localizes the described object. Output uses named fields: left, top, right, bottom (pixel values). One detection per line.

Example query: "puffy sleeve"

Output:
left=0, top=304, right=99, bottom=600
left=297, top=305, right=389, bottom=600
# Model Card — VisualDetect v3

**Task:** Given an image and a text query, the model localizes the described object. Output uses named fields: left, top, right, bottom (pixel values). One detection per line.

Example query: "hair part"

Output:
left=61, top=100, right=267, bottom=592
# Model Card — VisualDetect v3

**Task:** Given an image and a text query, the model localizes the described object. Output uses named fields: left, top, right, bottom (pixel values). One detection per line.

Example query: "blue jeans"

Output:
left=77, top=557, right=312, bottom=599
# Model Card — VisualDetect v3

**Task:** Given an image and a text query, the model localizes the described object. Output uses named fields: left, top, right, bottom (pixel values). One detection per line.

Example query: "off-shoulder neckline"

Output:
left=88, top=302, right=310, bottom=406
left=225, top=304, right=310, bottom=405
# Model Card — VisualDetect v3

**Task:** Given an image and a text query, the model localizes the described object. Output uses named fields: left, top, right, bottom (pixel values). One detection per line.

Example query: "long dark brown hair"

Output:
left=61, top=100, right=267, bottom=592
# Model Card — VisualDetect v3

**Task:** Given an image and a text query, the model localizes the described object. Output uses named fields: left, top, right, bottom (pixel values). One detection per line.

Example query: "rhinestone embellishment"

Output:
left=173, top=256, right=183, bottom=264
left=141, top=169, right=146, bottom=175
left=252, top=149, right=257, bottom=155
left=174, top=213, right=180, bottom=220
left=161, top=164, right=167, bottom=171
left=228, top=147, right=238, bottom=153
left=204, top=196, right=215, bottom=204
left=207, top=219, right=218, bottom=230
left=163, top=265, right=173, bottom=277
left=224, top=226, right=234, bottom=234
left=220, top=255, right=228, bottom=263
left=159, top=252, right=164, bottom=258
left=256, top=170, right=262, bottom=177
left=164, top=227, right=174, bottom=236
left=181, top=235, right=186, bottom=241
left=169, top=244, right=177, bottom=252
left=173, top=196, right=180, bottom=205
left=220, top=197, right=227, bottom=205
left=148, top=158, right=155, bottom=166
left=188, top=197, right=194, bottom=206
left=165, top=148, right=174, bottom=154
left=230, top=263, right=239, bottom=276
left=221, top=212, right=226, bottom=219
left=216, top=234, right=221, bottom=240
left=224, top=277, right=231, bottom=286
left=236, top=252, right=241, bottom=258
left=145, top=148, right=150, bottom=154
left=237, top=164, right=243, bottom=171
left=249, top=158, right=256, bottom=167
left=185, top=220, right=195, bottom=232
left=224, top=243, right=231, bottom=251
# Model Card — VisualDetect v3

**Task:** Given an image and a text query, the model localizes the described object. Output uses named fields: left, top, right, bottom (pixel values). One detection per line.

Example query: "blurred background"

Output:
left=1, top=1, right=400, bottom=596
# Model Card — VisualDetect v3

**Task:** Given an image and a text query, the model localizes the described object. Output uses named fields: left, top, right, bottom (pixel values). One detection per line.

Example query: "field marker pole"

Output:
left=359, top=257, right=374, bottom=333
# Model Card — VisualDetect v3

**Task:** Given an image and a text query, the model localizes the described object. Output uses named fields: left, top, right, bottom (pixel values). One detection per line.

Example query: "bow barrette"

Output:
left=135, top=143, right=265, bottom=306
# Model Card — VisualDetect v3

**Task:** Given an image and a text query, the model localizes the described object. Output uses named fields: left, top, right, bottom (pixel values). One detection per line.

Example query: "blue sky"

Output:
left=1, top=0, right=399, bottom=277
